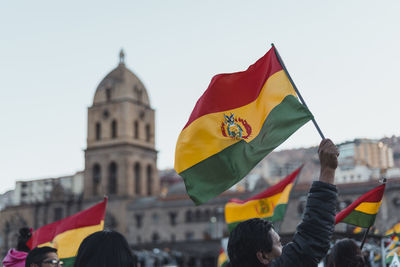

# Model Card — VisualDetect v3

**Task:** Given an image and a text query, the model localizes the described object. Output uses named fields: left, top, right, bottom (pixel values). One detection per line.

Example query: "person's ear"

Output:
left=256, top=251, right=270, bottom=265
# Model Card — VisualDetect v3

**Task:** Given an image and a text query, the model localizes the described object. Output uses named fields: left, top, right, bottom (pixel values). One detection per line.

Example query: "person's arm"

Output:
left=269, top=139, right=339, bottom=267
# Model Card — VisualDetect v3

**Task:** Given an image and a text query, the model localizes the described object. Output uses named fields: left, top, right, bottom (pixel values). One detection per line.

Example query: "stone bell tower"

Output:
left=83, top=50, right=159, bottom=200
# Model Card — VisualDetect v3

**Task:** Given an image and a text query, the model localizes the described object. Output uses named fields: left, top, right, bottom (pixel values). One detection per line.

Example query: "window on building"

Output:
left=185, top=231, right=194, bottom=241
left=171, top=234, right=176, bottom=242
left=134, top=121, right=139, bottom=139
left=93, top=164, right=101, bottom=196
left=185, top=210, right=193, bottom=223
left=108, top=162, right=117, bottom=194
left=135, top=214, right=143, bottom=228
left=105, top=88, right=111, bottom=101
left=152, top=232, right=160, bottom=243
left=95, top=122, right=101, bottom=140
left=145, top=124, right=151, bottom=142
left=137, top=236, right=141, bottom=244
left=169, top=212, right=177, bottom=226
left=147, top=165, right=152, bottom=196
left=152, top=213, right=159, bottom=224
left=54, top=207, right=63, bottom=221
left=134, top=163, right=141, bottom=195
left=195, top=209, right=202, bottom=221
left=111, top=120, right=117, bottom=139
left=203, top=209, right=211, bottom=222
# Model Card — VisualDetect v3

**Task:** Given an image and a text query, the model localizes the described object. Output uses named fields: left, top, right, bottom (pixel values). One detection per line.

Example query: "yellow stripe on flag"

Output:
left=175, top=70, right=296, bottom=173
left=38, top=221, right=104, bottom=259
left=354, top=201, right=382, bottom=215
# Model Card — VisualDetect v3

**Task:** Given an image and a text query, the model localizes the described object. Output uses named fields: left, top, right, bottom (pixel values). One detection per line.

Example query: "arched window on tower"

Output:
left=105, top=88, right=111, bottom=101
left=108, top=162, right=117, bottom=194
left=145, top=124, right=151, bottom=142
left=95, top=122, right=101, bottom=141
left=111, top=120, right=117, bottom=139
left=147, top=165, right=152, bottom=196
left=134, top=120, right=139, bottom=139
left=93, top=164, right=101, bottom=196
left=134, top=163, right=141, bottom=195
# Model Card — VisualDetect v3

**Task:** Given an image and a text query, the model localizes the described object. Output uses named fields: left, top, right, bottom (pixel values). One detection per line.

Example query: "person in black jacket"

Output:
left=228, top=139, right=338, bottom=267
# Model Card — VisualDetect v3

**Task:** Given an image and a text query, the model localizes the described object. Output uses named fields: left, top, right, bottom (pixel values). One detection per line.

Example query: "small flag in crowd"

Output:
left=386, top=222, right=400, bottom=238
left=225, top=166, right=302, bottom=232
left=335, top=184, right=385, bottom=228
left=218, top=248, right=229, bottom=267
left=353, top=226, right=363, bottom=234
left=218, top=237, right=229, bottom=267
left=388, top=252, right=400, bottom=266
left=27, top=198, right=107, bottom=267
left=175, top=46, right=313, bottom=204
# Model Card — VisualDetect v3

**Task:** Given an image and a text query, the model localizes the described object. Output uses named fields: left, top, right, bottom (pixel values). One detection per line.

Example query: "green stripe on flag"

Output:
left=342, top=210, right=377, bottom=228
left=61, top=257, right=75, bottom=267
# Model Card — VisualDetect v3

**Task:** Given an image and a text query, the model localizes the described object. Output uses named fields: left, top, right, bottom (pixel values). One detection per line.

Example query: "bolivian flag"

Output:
left=27, top=198, right=107, bottom=267
left=335, top=184, right=385, bottom=228
left=386, top=222, right=400, bottom=238
left=218, top=248, right=229, bottom=267
left=225, top=166, right=301, bottom=232
left=175, top=46, right=313, bottom=205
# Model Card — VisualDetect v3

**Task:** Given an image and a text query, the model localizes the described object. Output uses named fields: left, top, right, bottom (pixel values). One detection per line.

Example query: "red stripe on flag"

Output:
left=228, top=166, right=302, bottom=204
left=335, top=184, right=385, bottom=224
left=27, top=198, right=107, bottom=248
left=183, top=47, right=283, bottom=130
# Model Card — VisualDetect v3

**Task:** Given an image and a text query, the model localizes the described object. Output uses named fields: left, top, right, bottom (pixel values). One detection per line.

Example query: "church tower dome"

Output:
left=84, top=50, right=159, bottom=204
left=93, top=50, right=150, bottom=107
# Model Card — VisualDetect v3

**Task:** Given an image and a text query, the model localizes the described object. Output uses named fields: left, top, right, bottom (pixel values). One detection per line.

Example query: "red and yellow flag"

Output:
left=225, top=166, right=301, bottom=232
left=335, top=184, right=385, bottom=228
left=27, top=198, right=107, bottom=267
left=175, top=46, right=312, bottom=204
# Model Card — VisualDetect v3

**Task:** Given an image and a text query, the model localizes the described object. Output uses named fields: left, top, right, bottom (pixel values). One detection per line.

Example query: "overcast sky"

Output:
left=1, top=0, right=399, bottom=194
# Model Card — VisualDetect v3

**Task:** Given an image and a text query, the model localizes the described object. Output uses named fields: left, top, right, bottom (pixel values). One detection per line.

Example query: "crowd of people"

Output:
left=1, top=139, right=383, bottom=266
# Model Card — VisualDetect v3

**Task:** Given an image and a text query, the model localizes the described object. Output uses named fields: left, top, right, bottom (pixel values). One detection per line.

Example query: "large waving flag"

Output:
left=225, top=166, right=302, bottom=232
left=175, top=47, right=313, bottom=204
left=335, top=184, right=385, bottom=228
left=27, top=198, right=107, bottom=267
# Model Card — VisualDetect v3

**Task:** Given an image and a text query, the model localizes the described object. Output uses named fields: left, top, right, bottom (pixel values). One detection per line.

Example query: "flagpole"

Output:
left=381, top=238, right=386, bottom=267
left=271, top=43, right=325, bottom=140
left=360, top=226, right=371, bottom=250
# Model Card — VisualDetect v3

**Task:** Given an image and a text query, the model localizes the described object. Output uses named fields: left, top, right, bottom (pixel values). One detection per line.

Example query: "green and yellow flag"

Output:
left=225, top=166, right=301, bottom=232
left=174, top=47, right=313, bottom=204
left=335, top=184, right=385, bottom=228
left=218, top=248, right=229, bottom=267
left=27, top=198, right=107, bottom=267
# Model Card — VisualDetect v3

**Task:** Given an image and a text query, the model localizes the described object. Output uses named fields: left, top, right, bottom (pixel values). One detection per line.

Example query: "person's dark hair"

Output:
left=25, top=246, right=57, bottom=267
left=17, top=227, right=32, bottom=252
left=73, top=230, right=137, bottom=267
left=327, top=238, right=366, bottom=267
left=228, top=218, right=273, bottom=267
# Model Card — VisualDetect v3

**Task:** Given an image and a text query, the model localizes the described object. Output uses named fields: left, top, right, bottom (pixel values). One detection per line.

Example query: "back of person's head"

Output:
left=17, top=227, right=32, bottom=252
left=73, top=230, right=137, bottom=267
left=228, top=218, right=273, bottom=267
left=327, top=238, right=365, bottom=267
left=25, top=246, right=57, bottom=267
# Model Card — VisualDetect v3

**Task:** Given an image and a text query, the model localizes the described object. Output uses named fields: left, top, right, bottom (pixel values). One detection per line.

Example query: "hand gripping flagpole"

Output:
left=271, top=44, right=325, bottom=140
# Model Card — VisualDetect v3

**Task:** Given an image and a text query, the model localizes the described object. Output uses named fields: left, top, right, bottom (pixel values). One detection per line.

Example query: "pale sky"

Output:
left=1, top=0, right=399, bottom=194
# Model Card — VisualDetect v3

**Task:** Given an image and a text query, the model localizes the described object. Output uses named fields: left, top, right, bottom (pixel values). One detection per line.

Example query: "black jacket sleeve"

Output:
left=269, top=181, right=337, bottom=267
